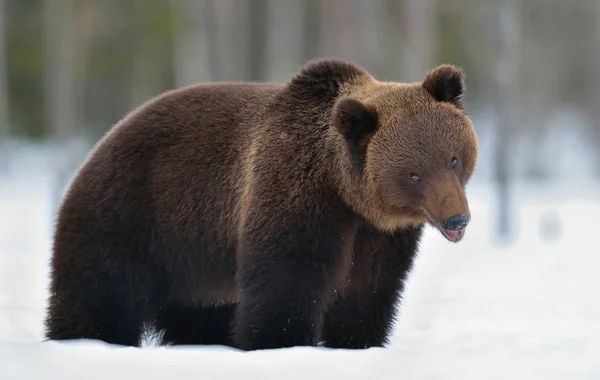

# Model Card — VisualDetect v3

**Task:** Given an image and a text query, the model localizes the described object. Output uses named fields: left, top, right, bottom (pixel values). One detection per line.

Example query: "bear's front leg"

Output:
left=323, top=224, right=423, bottom=349
left=233, top=211, right=353, bottom=351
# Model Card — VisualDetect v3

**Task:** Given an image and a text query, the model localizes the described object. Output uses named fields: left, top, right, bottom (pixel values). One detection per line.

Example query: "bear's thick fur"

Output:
left=45, top=58, right=478, bottom=350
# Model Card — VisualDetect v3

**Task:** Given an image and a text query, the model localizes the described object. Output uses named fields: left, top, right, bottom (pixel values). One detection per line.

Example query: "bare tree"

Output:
left=316, top=0, right=378, bottom=70
left=43, top=0, right=81, bottom=213
left=0, top=0, right=8, bottom=138
left=264, top=0, right=304, bottom=81
left=302, top=0, right=321, bottom=62
left=170, top=0, right=212, bottom=87
left=591, top=0, right=600, bottom=176
left=210, top=0, right=251, bottom=82
left=493, top=0, right=519, bottom=240
left=204, top=0, right=222, bottom=82
left=44, top=0, right=76, bottom=141
left=382, top=0, right=407, bottom=81
left=317, top=0, right=352, bottom=62
left=248, top=0, right=268, bottom=81
left=352, top=0, right=384, bottom=76
left=403, top=0, right=437, bottom=81
left=0, top=0, right=9, bottom=168
left=129, top=0, right=162, bottom=109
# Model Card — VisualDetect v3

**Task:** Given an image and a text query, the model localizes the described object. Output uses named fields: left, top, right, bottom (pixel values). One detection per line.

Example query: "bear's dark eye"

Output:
left=450, top=157, right=458, bottom=169
left=409, top=173, right=422, bottom=183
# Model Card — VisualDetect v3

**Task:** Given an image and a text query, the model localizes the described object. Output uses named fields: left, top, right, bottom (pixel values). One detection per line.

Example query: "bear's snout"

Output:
left=423, top=171, right=471, bottom=242
left=442, top=213, right=470, bottom=231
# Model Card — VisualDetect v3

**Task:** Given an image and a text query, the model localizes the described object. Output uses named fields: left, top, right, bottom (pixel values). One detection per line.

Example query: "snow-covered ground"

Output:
left=1, top=142, right=599, bottom=379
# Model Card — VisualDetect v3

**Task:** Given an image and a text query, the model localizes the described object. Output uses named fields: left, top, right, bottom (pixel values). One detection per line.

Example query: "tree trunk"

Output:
left=170, top=0, right=212, bottom=87
left=209, top=0, right=250, bottom=82
left=264, top=0, right=303, bottom=81
left=43, top=0, right=80, bottom=214
left=203, top=0, right=222, bottom=82
left=247, top=0, right=268, bottom=82
left=302, top=0, right=321, bottom=62
left=129, top=0, right=161, bottom=109
left=44, top=0, right=76, bottom=140
left=0, top=0, right=9, bottom=169
left=593, top=1, right=600, bottom=177
left=0, top=0, right=8, bottom=138
left=383, top=0, right=406, bottom=81
left=403, top=0, right=437, bottom=81
left=493, top=0, right=519, bottom=241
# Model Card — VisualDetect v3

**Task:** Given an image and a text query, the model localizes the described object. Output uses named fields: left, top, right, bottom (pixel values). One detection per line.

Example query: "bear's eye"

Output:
left=409, top=173, right=422, bottom=183
left=450, top=157, right=458, bottom=169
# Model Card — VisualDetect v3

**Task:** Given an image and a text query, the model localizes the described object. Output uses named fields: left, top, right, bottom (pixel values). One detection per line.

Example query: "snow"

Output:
left=1, top=143, right=599, bottom=379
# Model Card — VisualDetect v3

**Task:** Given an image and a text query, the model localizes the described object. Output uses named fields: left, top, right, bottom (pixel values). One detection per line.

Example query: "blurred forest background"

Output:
left=0, top=0, right=599, bottom=239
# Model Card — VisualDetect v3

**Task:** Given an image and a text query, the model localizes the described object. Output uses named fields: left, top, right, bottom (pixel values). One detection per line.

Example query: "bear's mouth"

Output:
left=437, top=227, right=465, bottom=243
left=422, top=209, right=468, bottom=243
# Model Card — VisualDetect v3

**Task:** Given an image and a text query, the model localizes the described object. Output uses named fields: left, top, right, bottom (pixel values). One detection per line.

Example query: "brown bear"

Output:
left=45, top=58, right=478, bottom=351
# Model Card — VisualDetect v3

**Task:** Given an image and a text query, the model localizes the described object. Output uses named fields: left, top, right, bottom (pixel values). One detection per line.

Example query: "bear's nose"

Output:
left=443, top=214, right=469, bottom=231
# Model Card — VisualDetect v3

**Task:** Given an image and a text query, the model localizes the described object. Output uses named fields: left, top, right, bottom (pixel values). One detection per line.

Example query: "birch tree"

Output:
left=0, top=0, right=8, bottom=140
left=170, top=0, right=212, bottom=87
left=43, top=0, right=80, bottom=213
left=403, top=0, right=437, bottom=81
left=0, top=0, right=9, bottom=168
left=248, top=0, right=268, bottom=82
left=302, top=0, right=321, bottom=62
left=264, top=0, right=304, bottom=81
left=592, top=1, right=600, bottom=176
left=44, top=0, right=76, bottom=141
left=493, top=0, right=519, bottom=240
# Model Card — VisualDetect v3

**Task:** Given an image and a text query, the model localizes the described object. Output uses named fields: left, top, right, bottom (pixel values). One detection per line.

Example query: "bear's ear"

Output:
left=333, top=97, right=379, bottom=145
left=422, top=64, right=465, bottom=109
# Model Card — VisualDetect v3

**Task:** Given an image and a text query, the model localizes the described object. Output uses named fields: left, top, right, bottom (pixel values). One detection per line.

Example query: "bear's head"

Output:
left=317, top=60, right=478, bottom=242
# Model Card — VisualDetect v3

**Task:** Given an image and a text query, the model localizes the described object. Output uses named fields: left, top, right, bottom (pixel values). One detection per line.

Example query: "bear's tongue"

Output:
left=440, top=228, right=465, bottom=243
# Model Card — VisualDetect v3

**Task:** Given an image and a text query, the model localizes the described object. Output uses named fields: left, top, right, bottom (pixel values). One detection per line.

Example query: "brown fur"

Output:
left=45, top=58, right=478, bottom=350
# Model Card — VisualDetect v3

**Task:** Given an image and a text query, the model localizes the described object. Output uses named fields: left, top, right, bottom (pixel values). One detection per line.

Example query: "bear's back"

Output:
left=56, top=83, right=282, bottom=304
